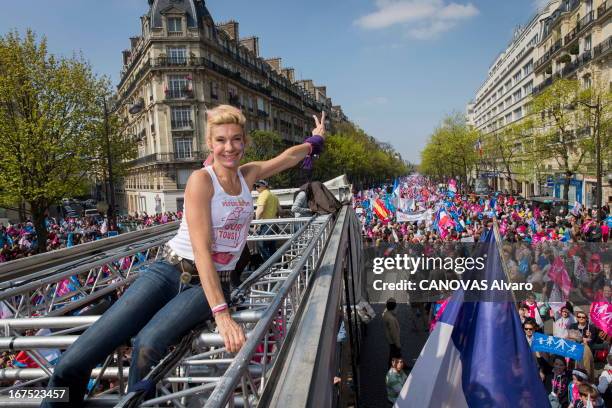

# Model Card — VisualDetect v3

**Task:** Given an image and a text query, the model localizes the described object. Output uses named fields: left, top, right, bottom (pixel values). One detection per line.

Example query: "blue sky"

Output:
left=0, top=0, right=547, bottom=164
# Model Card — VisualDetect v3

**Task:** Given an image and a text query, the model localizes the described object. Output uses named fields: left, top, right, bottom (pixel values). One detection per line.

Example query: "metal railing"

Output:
left=127, top=151, right=204, bottom=167
left=597, top=0, right=608, bottom=18
left=594, top=36, right=612, bottom=58
left=0, top=218, right=313, bottom=319
left=578, top=10, right=595, bottom=29
left=165, top=89, right=193, bottom=99
left=258, top=207, right=363, bottom=408
left=0, top=216, right=328, bottom=407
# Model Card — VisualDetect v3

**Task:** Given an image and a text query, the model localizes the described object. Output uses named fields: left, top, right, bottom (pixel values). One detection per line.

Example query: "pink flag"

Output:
left=547, top=257, right=572, bottom=298
left=590, top=302, right=612, bottom=337
left=56, top=279, right=72, bottom=297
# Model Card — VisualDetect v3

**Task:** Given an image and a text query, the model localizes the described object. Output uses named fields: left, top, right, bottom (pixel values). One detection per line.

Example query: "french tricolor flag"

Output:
left=395, top=228, right=549, bottom=407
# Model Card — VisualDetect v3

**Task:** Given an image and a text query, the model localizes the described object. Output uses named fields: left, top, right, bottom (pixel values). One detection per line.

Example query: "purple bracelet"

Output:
left=302, top=135, right=324, bottom=170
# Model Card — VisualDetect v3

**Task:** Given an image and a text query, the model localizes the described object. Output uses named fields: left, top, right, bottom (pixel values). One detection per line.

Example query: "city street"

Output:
left=359, top=303, right=429, bottom=408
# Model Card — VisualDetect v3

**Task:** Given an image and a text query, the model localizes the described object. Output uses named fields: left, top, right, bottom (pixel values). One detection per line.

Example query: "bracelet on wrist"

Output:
left=302, top=135, right=324, bottom=170
left=212, top=303, right=228, bottom=315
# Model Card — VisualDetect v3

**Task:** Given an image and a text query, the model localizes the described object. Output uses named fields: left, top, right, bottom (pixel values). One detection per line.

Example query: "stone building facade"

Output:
left=467, top=0, right=610, bottom=206
left=532, top=0, right=611, bottom=206
left=116, top=0, right=348, bottom=214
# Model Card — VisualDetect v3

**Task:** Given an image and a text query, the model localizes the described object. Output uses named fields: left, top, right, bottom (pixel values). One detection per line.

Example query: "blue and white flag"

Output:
left=395, top=229, right=549, bottom=407
left=531, top=332, right=584, bottom=361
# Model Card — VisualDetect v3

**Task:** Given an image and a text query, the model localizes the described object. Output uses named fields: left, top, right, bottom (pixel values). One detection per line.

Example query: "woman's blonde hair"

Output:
left=205, top=105, right=249, bottom=147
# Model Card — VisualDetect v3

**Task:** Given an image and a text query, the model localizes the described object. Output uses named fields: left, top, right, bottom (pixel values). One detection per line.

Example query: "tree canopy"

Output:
left=0, top=30, right=113, bottom=251
left=420, top=113, right=479, bottom=189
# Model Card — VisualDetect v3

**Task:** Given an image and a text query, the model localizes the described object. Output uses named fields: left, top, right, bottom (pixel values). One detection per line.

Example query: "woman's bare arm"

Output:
left=185, top=170, right=246, bottom=352
left=241, top=112, right=326, bottom=185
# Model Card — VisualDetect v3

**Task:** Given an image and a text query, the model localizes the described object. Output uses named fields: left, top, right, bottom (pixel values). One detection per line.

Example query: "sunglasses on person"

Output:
left=524, top=327, right=534, bottom=332
left=577, top=315, right=587, bottom=319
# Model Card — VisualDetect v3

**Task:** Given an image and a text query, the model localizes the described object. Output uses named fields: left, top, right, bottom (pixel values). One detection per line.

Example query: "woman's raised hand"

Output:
left=312, top=111, right=326, bottom=138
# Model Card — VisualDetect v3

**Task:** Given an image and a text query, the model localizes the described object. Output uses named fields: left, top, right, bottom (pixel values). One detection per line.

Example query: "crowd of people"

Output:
left=352, top=175, right=611, bottom=406
left=353, top=176, right=609, bottom=247
left=0, top=211, right=182, bottom=263
left=1, top=171, right=610, bottom=405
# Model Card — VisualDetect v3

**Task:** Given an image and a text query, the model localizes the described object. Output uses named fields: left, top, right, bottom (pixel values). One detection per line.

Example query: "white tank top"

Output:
left=166, top=166, right=253, bottom=271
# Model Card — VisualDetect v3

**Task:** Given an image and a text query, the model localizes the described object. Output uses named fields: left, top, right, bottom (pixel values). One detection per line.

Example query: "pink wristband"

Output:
left=212, top=303, right=228, bottom=315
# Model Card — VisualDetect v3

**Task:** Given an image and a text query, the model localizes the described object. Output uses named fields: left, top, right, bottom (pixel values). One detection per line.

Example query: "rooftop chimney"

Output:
left=265, top=58, right=282, bottom=73
left=217, top=20, right=239, bottom=40
left=281, top=68, right=295, bottom=82
left=239, top=36, right=259, bottom=57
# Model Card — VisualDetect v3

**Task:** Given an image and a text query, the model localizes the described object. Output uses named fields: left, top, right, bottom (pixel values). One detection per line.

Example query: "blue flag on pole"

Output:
left=395, top=227, right=549, bottom=407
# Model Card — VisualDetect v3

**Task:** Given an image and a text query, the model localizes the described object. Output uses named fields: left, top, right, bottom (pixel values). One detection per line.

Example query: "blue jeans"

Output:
left=257, top=224, right=277, bottom=260
left=42, top=260, right=229, bottom=407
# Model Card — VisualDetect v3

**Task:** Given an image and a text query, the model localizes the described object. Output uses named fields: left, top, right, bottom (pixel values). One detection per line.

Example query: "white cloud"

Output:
left=355, top=0, right=479, bottom=39
left=408, top=20, right=457, bottom=39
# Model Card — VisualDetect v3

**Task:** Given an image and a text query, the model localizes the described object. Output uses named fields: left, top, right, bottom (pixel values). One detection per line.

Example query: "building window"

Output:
left=210, top=81, right=218, bottom=99
left=176, top=169, right=194, bottom=189
left=583, top=75, right=592, bottom=88
left=167, top=47, right=186, bottom=64
left=523, top=80, right=533, bottom=95
left=523, top=60, right=533, bottom=76
left=167, top=75, right=189, bottom=98
left=167, top=17, right=182, bottom=34
left=174, top=138, right=193, bottom=159
left=513, top=89, right=522, bottom=103
left=513, top=71, right=522, bottom=83
left=171, top=106, right=192, bottom=129
left=257, top=97, right=265, bottom=112
left=513, top=107, right=522, bottom=120
left=584, top=35, right=592, bottom=51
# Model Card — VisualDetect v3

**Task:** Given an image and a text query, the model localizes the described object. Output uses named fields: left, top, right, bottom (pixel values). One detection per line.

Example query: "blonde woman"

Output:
left=43, top=105, right=326, bottom=407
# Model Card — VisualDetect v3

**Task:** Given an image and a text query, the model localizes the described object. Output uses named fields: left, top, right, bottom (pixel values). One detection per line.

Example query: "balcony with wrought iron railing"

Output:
left=597, top=0, right=609, bottom=19
left=564, top=24, right=580, bottom=45
left=171, top=119, right=193, bottom=130
left=127, top=151, right=205, bottom=167
left=593, top=36, right=612, bottom=59
left=542, top=0, right=581, bottom=38
left=578, top=10, right=595, bottom=29
left=535, top=39, right=562, bottom=71
left=165, top=88, right=193, bottom=100
left=533, top=49, right=594, bottom=95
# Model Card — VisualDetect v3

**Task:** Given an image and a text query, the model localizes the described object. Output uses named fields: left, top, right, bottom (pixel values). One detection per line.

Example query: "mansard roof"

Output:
left=148, top=0, right=213, bottom=29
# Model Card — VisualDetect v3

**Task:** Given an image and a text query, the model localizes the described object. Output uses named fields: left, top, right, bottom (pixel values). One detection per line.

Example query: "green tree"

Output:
left=530, top=79, right=589, bottom=204
left=575, top=73, right=612, bottom=207
left=314, top=122, right=409, bottom=187
left=420, top=113, right=479, bottom=190
left=0, top=30, right=107, bottom=251
left=484, top=121, right=532, bottom=192
left=242, top=130, right=294, bottom=187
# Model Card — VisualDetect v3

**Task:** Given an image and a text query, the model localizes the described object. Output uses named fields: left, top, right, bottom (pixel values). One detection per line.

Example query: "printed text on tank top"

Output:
left=206, top=166, right=253, bottom=266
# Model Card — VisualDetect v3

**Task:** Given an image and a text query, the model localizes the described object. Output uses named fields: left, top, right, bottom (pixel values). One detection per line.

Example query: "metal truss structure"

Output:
left=0, top=215, right=334, bottom=407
